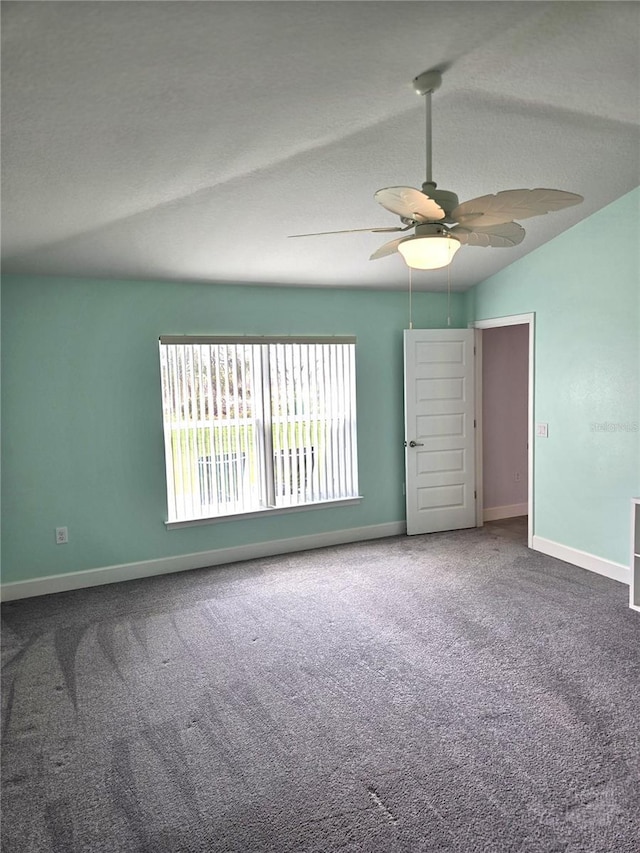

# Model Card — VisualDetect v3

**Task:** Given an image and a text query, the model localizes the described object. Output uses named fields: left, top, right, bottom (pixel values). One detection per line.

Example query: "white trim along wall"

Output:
left=1, top=518, right=630, bottom=603
left=0, top=522, right=406, bottom=602
left=533, top=536, right=629, bottom=586
left=483, top=503, right=528, bottom=523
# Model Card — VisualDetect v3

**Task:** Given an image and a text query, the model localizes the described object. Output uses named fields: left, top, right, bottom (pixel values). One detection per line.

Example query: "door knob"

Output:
left=408, top=440, right=424, bottom=447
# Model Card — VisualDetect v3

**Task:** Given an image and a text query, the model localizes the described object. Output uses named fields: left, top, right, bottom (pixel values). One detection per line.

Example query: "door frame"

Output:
left=470, top=313, right=535, bottom=548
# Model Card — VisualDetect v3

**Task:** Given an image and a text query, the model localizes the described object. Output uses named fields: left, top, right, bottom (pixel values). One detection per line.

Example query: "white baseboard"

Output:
left=0, top=521, right=407, bottom=602
left=483, top=503, right=528, bottom=522
left=532, top=535, right=630, bottom=585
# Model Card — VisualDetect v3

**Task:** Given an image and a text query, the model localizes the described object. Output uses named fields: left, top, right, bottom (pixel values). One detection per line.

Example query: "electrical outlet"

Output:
left=515, top=472, right=522, bottom=482
left=55, top=527, right=68, bottom=544
left=536, top=423, right=549, bottom=438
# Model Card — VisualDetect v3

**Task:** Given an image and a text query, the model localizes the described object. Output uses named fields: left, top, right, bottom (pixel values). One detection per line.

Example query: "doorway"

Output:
left=473, top=314, right=534, bottom=548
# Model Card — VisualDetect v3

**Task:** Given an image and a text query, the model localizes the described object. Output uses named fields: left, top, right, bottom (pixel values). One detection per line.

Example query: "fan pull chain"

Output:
left=447, top=260, right=451, bottom=327
left=408, top=266, right=413, bottom=330
left=425, top=90, right=432, bottom=184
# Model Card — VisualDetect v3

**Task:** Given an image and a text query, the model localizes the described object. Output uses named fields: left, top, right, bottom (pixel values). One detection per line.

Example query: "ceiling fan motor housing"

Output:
left=421, top=182, right=459, bottom=220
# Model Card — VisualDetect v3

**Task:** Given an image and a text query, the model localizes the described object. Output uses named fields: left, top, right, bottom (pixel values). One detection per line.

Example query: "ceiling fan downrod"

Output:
left=412, top=69, right=459, bottom=219
left=413, top=69, right=442, bottom=187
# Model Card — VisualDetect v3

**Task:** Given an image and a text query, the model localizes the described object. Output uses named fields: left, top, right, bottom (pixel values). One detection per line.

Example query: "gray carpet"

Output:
left=2, top=521, right=639, bottom=852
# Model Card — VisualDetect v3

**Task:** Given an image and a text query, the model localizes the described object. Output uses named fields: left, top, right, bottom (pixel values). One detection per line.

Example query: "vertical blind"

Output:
left=159, top=337, right=358, bottom=523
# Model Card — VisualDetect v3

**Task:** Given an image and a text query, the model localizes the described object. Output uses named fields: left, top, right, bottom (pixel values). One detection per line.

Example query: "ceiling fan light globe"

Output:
left=397, top=235, right=461, bottom=270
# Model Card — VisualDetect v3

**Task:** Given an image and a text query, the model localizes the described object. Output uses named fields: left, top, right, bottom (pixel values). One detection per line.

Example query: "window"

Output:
left=159, top=336, right=359, bottom=525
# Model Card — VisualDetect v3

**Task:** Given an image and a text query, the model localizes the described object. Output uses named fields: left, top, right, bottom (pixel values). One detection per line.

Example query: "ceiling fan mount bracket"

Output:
left=412, top=70, right=443, bottom=96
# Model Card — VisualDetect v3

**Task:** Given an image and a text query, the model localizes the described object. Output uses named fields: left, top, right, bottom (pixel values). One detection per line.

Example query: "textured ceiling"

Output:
left=2, top=1, right=639, bottom=291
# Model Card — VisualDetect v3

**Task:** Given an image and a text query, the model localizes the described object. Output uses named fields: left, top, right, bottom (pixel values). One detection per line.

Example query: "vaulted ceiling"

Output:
left=2, top=1, right=639, bottom=291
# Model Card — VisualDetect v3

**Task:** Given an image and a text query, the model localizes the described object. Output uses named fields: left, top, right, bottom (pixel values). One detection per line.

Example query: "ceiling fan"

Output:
left=290, top=70, right=583, bottom=270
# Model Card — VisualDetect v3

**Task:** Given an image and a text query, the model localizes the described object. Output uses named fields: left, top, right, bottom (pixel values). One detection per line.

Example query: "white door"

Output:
left=404, top=329, right=476, bottom=535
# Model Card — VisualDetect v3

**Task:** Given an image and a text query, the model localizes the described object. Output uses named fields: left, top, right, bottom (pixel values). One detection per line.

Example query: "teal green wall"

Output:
left=3, top=191, right=638, bottom=586
left=1, top=277, right=466, bottom=583
left=469, top=188, right=640, bottom=566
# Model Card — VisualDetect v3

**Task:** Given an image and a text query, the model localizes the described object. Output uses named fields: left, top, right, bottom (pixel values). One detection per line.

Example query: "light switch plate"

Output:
left=536, top=423, right=549, bottom=438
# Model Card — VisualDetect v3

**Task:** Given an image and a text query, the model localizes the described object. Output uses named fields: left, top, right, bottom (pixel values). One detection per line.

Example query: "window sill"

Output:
left=165, top=496, right=363, bottom=530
